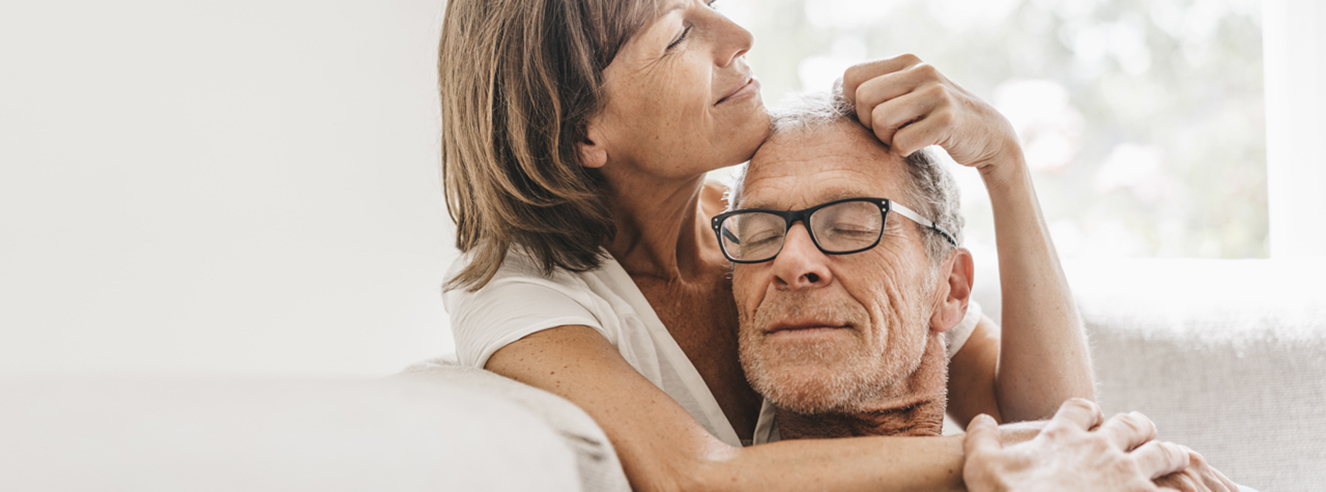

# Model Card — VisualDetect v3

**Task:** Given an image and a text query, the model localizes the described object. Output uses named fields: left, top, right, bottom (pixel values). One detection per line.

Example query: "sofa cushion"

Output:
left=396, top=356, right=630, bottom=492
left=0, top=377, right=581, bottom=492
left=973, top=258, right=1326, bottom=492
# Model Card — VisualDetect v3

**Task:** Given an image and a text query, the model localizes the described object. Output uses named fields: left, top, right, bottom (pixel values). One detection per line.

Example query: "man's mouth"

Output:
left=765, top=321, right=850, bottom=335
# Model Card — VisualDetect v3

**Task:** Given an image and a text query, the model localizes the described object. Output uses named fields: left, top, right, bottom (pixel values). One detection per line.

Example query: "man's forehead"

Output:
left=740, top=124, right=906, bottom=210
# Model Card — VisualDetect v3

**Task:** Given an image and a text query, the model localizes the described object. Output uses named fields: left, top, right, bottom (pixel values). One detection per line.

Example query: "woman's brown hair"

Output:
left=439, top=0, right=660, bottom=290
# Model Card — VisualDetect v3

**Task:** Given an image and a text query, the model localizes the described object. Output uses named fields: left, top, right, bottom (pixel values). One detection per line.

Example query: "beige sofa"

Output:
left=1, top=259, right=1320, bottom=491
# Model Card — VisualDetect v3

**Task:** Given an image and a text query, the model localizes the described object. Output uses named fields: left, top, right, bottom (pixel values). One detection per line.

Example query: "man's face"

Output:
left=733, top=122, right=944, bottom=415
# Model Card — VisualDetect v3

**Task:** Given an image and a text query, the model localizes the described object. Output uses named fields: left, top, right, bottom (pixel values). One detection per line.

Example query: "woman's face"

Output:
left=585, top=0, right=770, bottom=181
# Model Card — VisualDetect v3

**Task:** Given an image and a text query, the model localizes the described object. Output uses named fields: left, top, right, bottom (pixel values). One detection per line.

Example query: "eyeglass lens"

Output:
left=719, top=200, right=884, bottom=261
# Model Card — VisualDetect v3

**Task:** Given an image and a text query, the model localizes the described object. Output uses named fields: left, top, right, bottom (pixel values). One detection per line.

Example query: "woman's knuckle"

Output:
left=844, top=63, right=868, bottom=84
left=916, top=63, right=941, bottom=79
left=927, top=110, right=953, bottom=129
left=1044, top=425, right=1071, bottom=439
left=1066, top=397, right=1097, bottom=413
left=1122, top=414, right=1148, bottom=434
left=1111, top=455, right=1138, bottom=475
left=922, top=83, right=948, bottom=100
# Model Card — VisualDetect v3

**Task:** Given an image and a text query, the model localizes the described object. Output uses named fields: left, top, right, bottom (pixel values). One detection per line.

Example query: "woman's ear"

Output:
left=576, top=121, right=608, bottom=169
left=930, top=247, right=975, bottom=333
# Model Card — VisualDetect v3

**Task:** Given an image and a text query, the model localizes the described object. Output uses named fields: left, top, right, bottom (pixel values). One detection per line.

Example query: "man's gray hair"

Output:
left=727, top=89, right=964, bottom=264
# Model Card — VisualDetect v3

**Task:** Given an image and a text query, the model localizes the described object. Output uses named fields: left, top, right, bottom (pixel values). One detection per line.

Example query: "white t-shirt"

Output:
left=445, top=249, right=982, bottom=447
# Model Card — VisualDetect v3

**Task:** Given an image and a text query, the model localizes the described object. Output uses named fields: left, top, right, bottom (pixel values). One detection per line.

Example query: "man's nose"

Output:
left=770, top=223, right=833, bottom=290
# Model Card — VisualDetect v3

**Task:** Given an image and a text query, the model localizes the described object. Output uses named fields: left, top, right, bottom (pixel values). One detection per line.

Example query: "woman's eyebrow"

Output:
left=663, top=0, right=688, bottom=15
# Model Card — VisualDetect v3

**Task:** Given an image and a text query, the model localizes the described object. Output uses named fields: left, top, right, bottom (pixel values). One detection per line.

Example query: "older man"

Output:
left=719, top=94, right=969, bottom=440
left=718, top=92, right=1245, bottom=491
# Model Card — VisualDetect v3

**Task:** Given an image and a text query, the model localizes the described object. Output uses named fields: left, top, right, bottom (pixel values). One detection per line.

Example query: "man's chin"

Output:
left=749, top=361, right=864, bottom=415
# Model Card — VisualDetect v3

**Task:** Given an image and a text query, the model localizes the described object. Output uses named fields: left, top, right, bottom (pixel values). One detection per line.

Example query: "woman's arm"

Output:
left=842, top=54, right=1095, bottom=423
left=980, top=151, right=1095, bottom=421
left=487, top=324, right=970, bottom=492
left=946, top=316, right=1003, bottom=425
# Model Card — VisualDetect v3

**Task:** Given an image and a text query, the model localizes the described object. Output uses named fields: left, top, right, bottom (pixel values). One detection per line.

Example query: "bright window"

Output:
left=717, top=0, right=1267, bottom=260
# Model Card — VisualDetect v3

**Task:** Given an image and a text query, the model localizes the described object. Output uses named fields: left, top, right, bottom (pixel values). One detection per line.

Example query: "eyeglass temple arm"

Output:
left=721, top=227, right=740, bottom=245
left=890, top=202, right=958, bottom=247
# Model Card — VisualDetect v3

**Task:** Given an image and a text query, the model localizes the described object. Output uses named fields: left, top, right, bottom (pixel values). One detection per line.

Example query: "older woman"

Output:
left=437, top=0, right=1168, bottom=489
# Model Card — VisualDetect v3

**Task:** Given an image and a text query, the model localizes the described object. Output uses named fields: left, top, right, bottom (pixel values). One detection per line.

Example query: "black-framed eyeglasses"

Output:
left=710, top=197, right=957, bottom=264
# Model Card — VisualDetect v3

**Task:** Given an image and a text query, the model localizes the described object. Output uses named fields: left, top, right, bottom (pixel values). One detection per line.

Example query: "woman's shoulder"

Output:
left=444, top=248, right=623, bottom=367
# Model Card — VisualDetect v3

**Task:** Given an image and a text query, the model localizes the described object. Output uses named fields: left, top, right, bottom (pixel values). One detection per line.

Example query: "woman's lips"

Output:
left=716, top=76, right=759, bottom=105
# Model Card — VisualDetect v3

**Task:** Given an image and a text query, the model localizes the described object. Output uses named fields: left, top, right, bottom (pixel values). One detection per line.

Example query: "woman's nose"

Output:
left=710, top=9, right=753, bottom=67
left=770, top=223, right=833, bottom=289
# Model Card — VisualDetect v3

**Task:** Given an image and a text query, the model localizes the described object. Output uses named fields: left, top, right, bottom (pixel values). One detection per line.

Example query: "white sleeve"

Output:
left=443, top=254, right=612, bottom=369
left=944, top=300, right=983, bottom=360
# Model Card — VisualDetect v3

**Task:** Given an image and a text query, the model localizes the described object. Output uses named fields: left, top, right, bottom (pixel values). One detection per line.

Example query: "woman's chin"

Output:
left=722, top=104, right=772, bottom=166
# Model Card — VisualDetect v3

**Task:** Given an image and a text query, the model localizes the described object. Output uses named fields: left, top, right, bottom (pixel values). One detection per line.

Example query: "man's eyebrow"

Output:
left=737, top=190, right=863, bottom=210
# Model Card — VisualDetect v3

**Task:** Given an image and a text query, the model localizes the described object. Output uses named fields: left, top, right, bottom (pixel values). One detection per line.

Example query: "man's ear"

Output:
left=930, top=247, right=975, bottom=334
left=576, top=120, right=608, bottom=169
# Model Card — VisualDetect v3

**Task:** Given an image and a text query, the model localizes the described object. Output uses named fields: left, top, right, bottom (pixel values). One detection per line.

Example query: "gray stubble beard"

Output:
left=737, top=289, right=930, bottom=416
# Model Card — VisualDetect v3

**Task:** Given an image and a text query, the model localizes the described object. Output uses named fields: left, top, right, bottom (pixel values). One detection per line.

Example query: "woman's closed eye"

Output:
left=667, top=25, right=692, bottom=51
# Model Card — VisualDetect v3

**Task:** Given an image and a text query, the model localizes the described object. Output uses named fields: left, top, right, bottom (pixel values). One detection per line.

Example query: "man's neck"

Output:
left=774, top=397, right=946, bottom=439
left=775, top=334, right=950, bottom=440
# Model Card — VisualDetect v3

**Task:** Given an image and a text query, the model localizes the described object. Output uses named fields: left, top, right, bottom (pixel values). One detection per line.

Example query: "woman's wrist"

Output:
left=976, top=149, right=1033, bottom=199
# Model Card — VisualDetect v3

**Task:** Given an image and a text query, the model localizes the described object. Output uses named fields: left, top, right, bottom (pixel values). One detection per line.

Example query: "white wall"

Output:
left=1264, top=0, right=1326, bottom=258
left=0, top=0, right=458, bottom=376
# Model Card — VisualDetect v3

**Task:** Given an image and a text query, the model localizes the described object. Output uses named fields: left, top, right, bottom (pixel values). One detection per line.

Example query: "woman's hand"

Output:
left=841, top=54, right=1021, bottom=175
left=845, top=57, right=1096, bottom=424
left=1153, top=447, right=1240, bottom=492
left=963, top=399, right=1192, bottom=492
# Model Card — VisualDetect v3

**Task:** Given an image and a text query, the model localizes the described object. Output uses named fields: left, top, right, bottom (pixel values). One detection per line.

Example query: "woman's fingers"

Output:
left=1097, top=411, right=1159, bottom=452
left=841, top=54, right=925, bottom=118
left=850, top=62, right=941, bottom=129
left=963, top=414, right=1003, bottom=456
left=1131, top=440, right=1191, bottom=480
left=866, top=87, right=944, bottom=150
left=887, top=105, right=959, bottom=157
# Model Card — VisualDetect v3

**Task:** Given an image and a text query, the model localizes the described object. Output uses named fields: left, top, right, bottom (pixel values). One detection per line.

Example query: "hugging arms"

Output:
left=439, top=0, right=1233, bottom=489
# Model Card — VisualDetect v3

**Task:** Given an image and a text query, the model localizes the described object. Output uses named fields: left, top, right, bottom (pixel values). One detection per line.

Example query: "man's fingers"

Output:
left=1097, top=412, right=1159, bottom=452
left=1186, top=447, right=1236, bottom=492
left=1132, top=441, right=1191, bottom=479
left=1044, top=398, right=1104, bottom=433
left=841, top=53, right=925, bottom=109
left=963, top=413, right=1003, bottom=457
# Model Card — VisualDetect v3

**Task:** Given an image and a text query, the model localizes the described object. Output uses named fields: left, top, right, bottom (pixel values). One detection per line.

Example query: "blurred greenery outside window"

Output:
left=714, top=0, right=1267, bottom=260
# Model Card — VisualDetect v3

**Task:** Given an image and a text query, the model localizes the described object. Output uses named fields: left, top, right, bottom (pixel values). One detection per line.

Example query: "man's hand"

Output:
left=963, top=398, right=1191, bottom=492
left=841, top=54, right=1022, bottom=174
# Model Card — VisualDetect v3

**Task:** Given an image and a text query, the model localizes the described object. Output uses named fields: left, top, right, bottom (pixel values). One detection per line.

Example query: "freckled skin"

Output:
left=590, top=3, right=769, bottom=182
left=580, top=0, right=773, bottom=440
left=733, top=121, right=952, bottom=438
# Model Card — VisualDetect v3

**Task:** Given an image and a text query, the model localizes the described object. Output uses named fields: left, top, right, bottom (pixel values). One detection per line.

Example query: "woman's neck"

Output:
left=603, top=172, right=725, bottom=282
